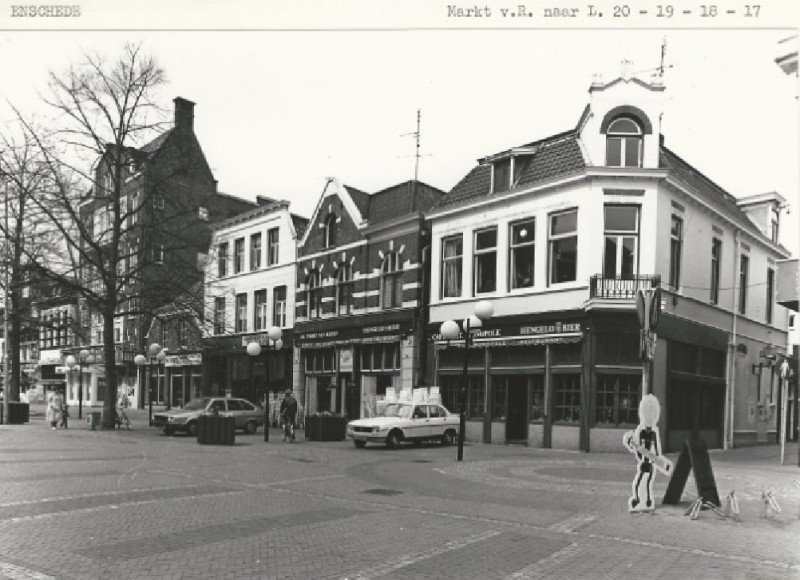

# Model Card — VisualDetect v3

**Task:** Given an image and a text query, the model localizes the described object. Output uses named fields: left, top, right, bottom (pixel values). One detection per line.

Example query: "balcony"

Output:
left=589, top=274, right=661, bottom=302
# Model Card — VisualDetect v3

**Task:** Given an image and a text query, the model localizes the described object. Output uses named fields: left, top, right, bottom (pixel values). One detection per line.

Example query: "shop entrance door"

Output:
left=506, top=376, right=529, bottom=442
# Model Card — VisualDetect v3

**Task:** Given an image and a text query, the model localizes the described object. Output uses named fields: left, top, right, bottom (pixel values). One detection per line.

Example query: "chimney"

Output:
left=173, top=97, right=195, bottom=132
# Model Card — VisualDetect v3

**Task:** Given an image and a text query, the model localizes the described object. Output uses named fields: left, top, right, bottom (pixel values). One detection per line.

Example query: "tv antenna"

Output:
left=400, top=109, right=432, bottom=205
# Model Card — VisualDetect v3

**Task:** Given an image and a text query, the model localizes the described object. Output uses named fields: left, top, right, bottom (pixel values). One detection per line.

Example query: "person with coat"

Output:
left=46, top=389, right=64, bottom=430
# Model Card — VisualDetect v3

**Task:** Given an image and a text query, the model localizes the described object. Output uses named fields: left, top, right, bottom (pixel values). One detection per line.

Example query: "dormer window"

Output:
left=606, top=117, right=643, bottom=168
left=324, top=214, right=337, bottom=248
left=492, top=159, right=511, bottom=193
left=491, top=153, right=532, bottom=193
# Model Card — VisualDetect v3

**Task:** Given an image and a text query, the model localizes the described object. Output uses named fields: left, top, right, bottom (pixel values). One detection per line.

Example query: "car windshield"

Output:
left=380, top=404, right=413, bottom=419
left=182, top=398, right=211, bottom=411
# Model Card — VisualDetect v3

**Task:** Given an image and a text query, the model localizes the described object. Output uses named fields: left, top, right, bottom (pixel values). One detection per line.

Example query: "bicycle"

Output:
left=281, top=414, right=295, bottom=443
left=115, top=407, right=132, bottom=430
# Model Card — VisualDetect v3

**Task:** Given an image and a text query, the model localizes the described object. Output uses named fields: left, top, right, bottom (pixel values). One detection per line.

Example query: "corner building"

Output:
left=427, top=74, right=791, bottom=452
left=294, top=179, right=444, bottom=418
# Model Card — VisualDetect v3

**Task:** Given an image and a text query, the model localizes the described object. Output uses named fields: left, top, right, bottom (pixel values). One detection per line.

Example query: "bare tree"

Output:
left=15, top=44, right=172, bottom=429
left=0, top=120, right=63, bottom=408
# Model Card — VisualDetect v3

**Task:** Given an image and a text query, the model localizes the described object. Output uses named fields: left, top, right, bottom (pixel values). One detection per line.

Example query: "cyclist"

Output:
left=280, top=389, right=298, bottom=442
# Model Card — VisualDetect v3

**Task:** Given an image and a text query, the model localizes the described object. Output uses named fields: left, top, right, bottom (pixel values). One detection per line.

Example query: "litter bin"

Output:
left=197, top=415, right=235, bottom=445
left=87, top=411, right=101, bottom=430
left=0, top=402, right=30, bottom=424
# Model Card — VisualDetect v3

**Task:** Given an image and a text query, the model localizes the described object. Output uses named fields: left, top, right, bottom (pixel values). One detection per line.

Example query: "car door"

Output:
left=408, top=404, right=430, bottom=439
left=427, top=405, right=448, bottom=438
left=226, top=399, right=244, bottom=428
left=239, top=399, right=259, bottom=425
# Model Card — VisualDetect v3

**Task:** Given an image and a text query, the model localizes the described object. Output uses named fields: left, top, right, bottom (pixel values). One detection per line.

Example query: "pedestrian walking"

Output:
left=46, top=389, right=63, bottom=430
left=60, top=397, right=70, bottom=429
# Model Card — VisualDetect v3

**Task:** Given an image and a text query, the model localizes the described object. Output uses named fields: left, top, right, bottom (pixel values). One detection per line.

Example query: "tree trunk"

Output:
left=101, top=301, right=118, bottom=429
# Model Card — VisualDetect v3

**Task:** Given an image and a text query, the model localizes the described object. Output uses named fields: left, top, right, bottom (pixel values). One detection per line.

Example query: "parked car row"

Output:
left=152, top=397, right=264, bottom=436
left=152, top=396, right=460, bottom=451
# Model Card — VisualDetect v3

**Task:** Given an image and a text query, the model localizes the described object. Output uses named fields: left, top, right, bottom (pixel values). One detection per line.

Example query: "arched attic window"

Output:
left=324, top=214, right=337, bottom=248
left=605, top=117, right=643, bottom=168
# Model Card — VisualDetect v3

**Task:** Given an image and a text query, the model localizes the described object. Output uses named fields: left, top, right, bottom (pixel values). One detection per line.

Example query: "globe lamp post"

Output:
left=439, top=300, right=494, bottom=461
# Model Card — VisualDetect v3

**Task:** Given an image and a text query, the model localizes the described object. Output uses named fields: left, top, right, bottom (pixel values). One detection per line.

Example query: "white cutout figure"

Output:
left=623, top=394, right=672, bottom=512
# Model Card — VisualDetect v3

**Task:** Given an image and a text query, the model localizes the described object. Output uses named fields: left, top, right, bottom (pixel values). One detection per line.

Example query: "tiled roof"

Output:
left=434, top=132, right=586, bottom=211
left=658, top=147, right=777, bottom=245
left=292, top=214, right=309, bottom=238
left=368, top=180, right=446, bottom=222
left=140, top=129, right=173, bottom=154
left=344, top=185, right=371, bottom=218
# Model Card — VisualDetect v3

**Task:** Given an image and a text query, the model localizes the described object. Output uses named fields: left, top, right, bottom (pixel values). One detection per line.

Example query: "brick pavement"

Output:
left=0, top=411, right=797, bottom=579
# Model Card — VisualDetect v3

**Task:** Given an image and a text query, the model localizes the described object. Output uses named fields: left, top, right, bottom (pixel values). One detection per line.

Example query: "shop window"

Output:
left=250, top=232, right=262, bottom=270
left=710, top=238, right=722, bottom=304
left=699, top=348, right=726, bottom=379
left=670, top=341, right=699, bottom=374
left=669, top=216, right=683, bottom=290
left=605, top=117, right=643, bottom=168
left=336, top=264, right=353, bottom=316
left=440, top=375, right=483, bottom=418
left=473, top=228, right=497, bottom=294
left=550, top=341, right=582, bottom=365
left=234, top=238, right=245, bottom=274
left=254, top=289, right=267, bottom=331
left=595, top=373, right=640, bottom=426
left=509, top=219, right=535, bottom=290
left=530, top=375, right=545, bottom=422
left=235, top=294, right=247, bottom=333
left=381, top=252, right=403, bottom=309
left=552, top=373, right=581, bottom=423
left=304, top=349, right=336, bottom=374
left=491, top=379, right=506, bottom=421
left=441, top=234, right=463, bottom=298
left=603, top=205, right=638, bottom=279
left=492, top=346, right=545, bottom=367
left=548, top=209, right=578, bottom=284
left=595, top=334, right=639, bottom=365
left=361, top=344, right=400, bottom=372
left=273, top=286, right=287, bottom=327
left=267, top=227, right=279, bottom=266
left=316, top=376, right=333, bottom=412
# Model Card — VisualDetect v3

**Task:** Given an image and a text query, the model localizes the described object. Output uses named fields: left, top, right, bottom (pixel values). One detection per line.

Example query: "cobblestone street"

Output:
left=0, top=409, right=798, bottom=579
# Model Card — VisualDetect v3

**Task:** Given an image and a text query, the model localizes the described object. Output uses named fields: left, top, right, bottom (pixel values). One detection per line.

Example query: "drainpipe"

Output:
left=725, top=228, right=740, bottom=450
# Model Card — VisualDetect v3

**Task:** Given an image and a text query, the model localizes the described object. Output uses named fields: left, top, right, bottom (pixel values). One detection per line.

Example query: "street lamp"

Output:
left=134, top=353, right=146, bottom=421
left=251, top=325, right=283, bottom=443
left=157, top=348, right=167, bottom=409
left=146, top=343, right=162, bottom=425
left=77, top=349, right=89, bottom=419
left=247, top=340, right=263, bottom=438
left=439, top=300, right=494, bottom=462
left=64, top=354, right=77, bottom=416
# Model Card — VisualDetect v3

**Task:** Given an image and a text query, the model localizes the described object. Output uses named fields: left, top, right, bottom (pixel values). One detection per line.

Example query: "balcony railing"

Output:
left=589, top=274, right=661, bottom=300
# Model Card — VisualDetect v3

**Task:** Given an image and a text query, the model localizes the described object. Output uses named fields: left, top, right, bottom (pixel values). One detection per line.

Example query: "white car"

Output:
left=347, top=402, right=459, bottom=449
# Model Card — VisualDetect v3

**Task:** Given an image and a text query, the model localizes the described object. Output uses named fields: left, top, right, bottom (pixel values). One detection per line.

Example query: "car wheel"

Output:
left=441, top=429, right=456, bottom=446
left=386, top=430, right=403, bottom=449
left=244, top=421, right=258, bottom=435
left=186, top=421, right=198, bottom=437
left=163, top=427, right=175, bottom=436
left=354, top=440, right=366, bottom=449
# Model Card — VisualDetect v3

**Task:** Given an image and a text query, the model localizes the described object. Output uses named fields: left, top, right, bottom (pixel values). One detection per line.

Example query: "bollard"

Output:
left=722, top=491, right=740, bottom=519
left=760, top=490, right=781, bottom=518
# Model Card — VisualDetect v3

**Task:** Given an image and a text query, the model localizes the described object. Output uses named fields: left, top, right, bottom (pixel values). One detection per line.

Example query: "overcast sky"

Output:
left=1, top=28, right=797, bottom=254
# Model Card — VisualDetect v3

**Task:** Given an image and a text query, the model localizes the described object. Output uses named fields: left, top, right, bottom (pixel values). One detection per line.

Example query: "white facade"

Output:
left=427, top=74, right=791, bottom=451
left=204, top=201, right=299, bottom=337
